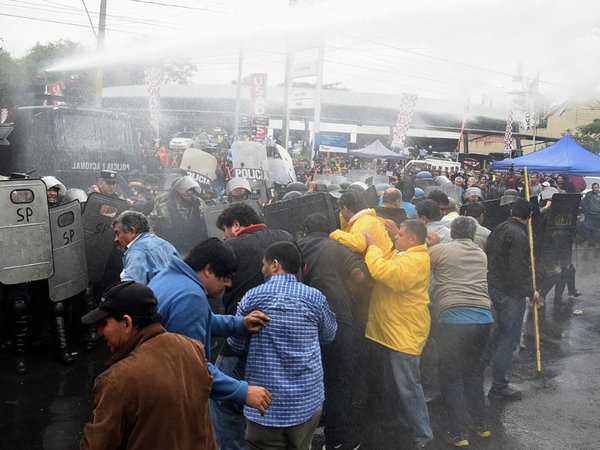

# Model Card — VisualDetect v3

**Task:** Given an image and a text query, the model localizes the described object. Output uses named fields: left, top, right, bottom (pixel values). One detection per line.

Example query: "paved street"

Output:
left=1, top=246, right=599, bottom=450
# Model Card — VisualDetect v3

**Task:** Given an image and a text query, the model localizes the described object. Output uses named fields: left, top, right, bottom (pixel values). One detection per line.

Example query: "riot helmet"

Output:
left=63, top=188, right=88, bottom=209
left=415, top=171, right=434, bottom=181
left=285, top=181, right=308, bottom=194
left=347, top=181, right=368, bottom=193
left=226, top=177, right=252, bottom=202
left=42, top=176, right=66, bottom=207
left=282, top=191, right=303, bottom=202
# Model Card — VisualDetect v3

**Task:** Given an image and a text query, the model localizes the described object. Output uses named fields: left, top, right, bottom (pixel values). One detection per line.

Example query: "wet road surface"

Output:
left=1, top=246, right=599, bottom=450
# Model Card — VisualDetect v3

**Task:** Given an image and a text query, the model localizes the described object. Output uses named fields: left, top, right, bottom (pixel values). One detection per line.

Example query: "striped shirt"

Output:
left=228, top=274, right=337, bottom=427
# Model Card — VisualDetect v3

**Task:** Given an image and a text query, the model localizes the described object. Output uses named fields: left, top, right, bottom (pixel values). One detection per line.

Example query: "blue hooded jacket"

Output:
left=149, top=256, right=248, bottom=403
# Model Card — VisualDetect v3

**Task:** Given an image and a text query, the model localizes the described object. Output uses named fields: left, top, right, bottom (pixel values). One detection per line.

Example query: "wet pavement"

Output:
left=1, top=246, right=599, bottom=450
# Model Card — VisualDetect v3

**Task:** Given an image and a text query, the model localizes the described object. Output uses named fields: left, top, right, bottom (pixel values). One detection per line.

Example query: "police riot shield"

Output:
left=231, top=142, right=268, bottom=199
left=265, top=159, right=296, bottom=186
left=270, top=144, right=297, bottom=184
left=263, top=192, right=335, bottom=240
left=180, top=147, right=218, bottom=192
left=48, top=200, right=88, bottom=302
left=536, top=194, right=581, bottom=264
left=0, top=179, right=54, bottom=284
left=362, top=185, right=380, bottom=209
left=82, top=193, right=128, bottom=282
left=202, top=200, right=263, bottom=240
left=346, top=170, right=377, bottom=184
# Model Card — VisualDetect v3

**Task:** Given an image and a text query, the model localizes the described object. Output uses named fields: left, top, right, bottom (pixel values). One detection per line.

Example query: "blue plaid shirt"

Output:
left=228, top=274, right=337, bottom=427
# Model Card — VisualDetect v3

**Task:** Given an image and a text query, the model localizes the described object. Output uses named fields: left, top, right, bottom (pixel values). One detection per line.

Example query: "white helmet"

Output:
left=41, top=176, right=66, bottom=196
left=226, top=177, right=252, bottom=196
left=63, top=188, right=88, bottom=204
left=172, top=175, right=201, bottom=194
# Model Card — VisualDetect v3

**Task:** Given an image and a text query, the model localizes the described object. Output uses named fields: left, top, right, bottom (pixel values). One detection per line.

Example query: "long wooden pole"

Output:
left=523, top=167, right=542, bottom=374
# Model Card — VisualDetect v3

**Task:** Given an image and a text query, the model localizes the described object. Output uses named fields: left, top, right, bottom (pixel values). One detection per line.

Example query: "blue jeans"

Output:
left=483, top=287, right=527, bottom=386
left=388, top=350, right=433, bottom=444
left=438, top=323, right=491, bottom=435
left=210, top=354, right=247, bottom=450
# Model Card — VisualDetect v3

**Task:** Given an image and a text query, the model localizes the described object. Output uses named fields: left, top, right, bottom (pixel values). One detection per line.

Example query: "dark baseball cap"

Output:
left=81, top=281, right=158, bottom=325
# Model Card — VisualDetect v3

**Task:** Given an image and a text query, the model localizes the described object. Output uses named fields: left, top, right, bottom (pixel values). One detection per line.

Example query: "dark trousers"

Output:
left=482, top=287, right=527, bottom=386
left=321, top=322, right=356, bottom=448
left=246, top=407, right=322, bottom=450
left=438, top=322, right=491, bottom=435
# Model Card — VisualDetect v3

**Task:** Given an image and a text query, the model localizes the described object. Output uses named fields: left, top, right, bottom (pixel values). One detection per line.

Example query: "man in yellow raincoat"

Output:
left=329, top=191, right=393, bottom=255
left=362, top=219, right=433, bottom=449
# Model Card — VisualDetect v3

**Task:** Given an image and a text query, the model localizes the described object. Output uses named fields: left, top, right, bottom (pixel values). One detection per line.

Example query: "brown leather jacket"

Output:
left=81, top=323, right=215, bottom=450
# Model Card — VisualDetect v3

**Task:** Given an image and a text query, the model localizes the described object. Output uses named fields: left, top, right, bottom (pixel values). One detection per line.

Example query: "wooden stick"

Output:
left=523, top=167, right=542, bottom=374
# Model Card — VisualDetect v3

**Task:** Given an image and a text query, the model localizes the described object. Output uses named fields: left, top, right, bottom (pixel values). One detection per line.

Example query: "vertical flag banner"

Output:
left=250, top=73, right=268, bottom=142
left=145, top=68, right=161, bottom=139
left=504, top=111, right=513, bottom=154
left=456, top=102, right=470, bottom=152
left=392, top=93, right=417, bottom=150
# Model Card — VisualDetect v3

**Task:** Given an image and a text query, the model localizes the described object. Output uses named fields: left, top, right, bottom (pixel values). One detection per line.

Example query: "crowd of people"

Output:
left=1, top=160, right=596, bottom=450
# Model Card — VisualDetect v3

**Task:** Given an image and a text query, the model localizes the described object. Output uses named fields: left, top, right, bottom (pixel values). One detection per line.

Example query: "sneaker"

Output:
left=568, top=291, right=582, bottom=298
left=468, top=423, right=492, bottom=438
left=488, top=384, right=522, bottom=400
left=445, top=432, right=469, bottom=447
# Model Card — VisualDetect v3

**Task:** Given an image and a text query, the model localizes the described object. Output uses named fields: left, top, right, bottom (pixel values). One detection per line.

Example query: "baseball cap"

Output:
left=81, top=281, right=158, bottom=325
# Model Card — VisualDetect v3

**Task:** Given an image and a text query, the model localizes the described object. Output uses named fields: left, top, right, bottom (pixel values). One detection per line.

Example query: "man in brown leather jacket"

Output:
left=80, top=281, right=215, bottom=450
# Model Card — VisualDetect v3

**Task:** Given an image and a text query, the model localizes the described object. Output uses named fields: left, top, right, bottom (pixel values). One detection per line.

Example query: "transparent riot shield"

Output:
left=0, top=179, right=54, bottom=284
left=203, top=200, right=263, bottom=240
left=82, top=193, right=128, bottom=282
left=180, top=147, right=218, bottom=188
left=265, top=159, right=296, bottom=186
left=263, top=192, right=335, bottom=240
left=48, top=200, right=88, bottom=302
left=267, top=145, right=296, bottom=187
left=231, top=142, right=268, bottom=199
left=346, top=170, right=377, bottom=184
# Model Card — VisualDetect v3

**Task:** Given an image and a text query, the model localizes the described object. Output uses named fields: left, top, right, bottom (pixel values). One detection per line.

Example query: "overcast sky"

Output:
left=2, top=0, right=600, bottom=105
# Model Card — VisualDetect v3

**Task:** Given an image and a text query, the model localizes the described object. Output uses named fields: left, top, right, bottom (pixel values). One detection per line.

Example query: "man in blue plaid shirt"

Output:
left=228, top=242, right=337, bottom=450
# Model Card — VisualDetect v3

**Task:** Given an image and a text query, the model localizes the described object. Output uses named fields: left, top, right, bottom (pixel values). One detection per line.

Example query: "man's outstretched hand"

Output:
left=246, top=386, right=273, bottom=416
left=243, top=310, right=270, bottom=333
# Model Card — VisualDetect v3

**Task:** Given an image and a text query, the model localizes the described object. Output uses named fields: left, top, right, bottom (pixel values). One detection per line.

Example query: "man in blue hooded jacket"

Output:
left=149, top=238, right=273, bottom=417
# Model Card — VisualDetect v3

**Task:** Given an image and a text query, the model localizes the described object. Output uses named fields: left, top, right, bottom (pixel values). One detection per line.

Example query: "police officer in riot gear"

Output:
left=32, top=176, right=75, bottom=365
left=149, top=175, right=207, bottom=257
left=225, top=177, right=252, bottom=203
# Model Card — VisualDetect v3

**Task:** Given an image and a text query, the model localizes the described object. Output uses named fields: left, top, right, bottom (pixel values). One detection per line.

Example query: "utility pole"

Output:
left=233, top=47, right=243, bottom=140
left=282, top=0, right=297, bottom=151
left=310, top=45, right=324, bottom=166
left=94, top=0, right=107, bottom=108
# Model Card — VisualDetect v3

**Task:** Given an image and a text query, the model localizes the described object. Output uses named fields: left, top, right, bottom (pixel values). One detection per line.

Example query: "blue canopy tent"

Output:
left=492, top=136, right=600, bottom=175
left=349, top=140, right=405, bottom=160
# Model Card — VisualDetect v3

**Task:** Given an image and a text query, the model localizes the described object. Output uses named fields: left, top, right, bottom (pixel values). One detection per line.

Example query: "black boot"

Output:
left=82, top=287, right=98, bottom=351
left=9, top=285, right=30, bottom=375
left=13, top=299, right=29, bottom=375
left=53, top=302, right=74, bottom=365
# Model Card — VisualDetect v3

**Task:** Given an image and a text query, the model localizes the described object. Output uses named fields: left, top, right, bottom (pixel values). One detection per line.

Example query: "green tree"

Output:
left=569, top=118, right=600, bottom=154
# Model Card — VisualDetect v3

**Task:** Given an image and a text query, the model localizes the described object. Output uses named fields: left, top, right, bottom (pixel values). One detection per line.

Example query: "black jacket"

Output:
left=486, top=217, right=534, bottom=299
left=220, top=225, right=297, bottom=356
left=298, top=233, right=368, bottom=325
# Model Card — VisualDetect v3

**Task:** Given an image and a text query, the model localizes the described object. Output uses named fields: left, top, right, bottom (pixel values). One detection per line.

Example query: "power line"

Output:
left=80, top=0, right=97, bottom=39
left=0, top=11, right=141, bottom=34
left=127, top=0, right=231, bottom=14
left=4, top=0, right=179, bottom=32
